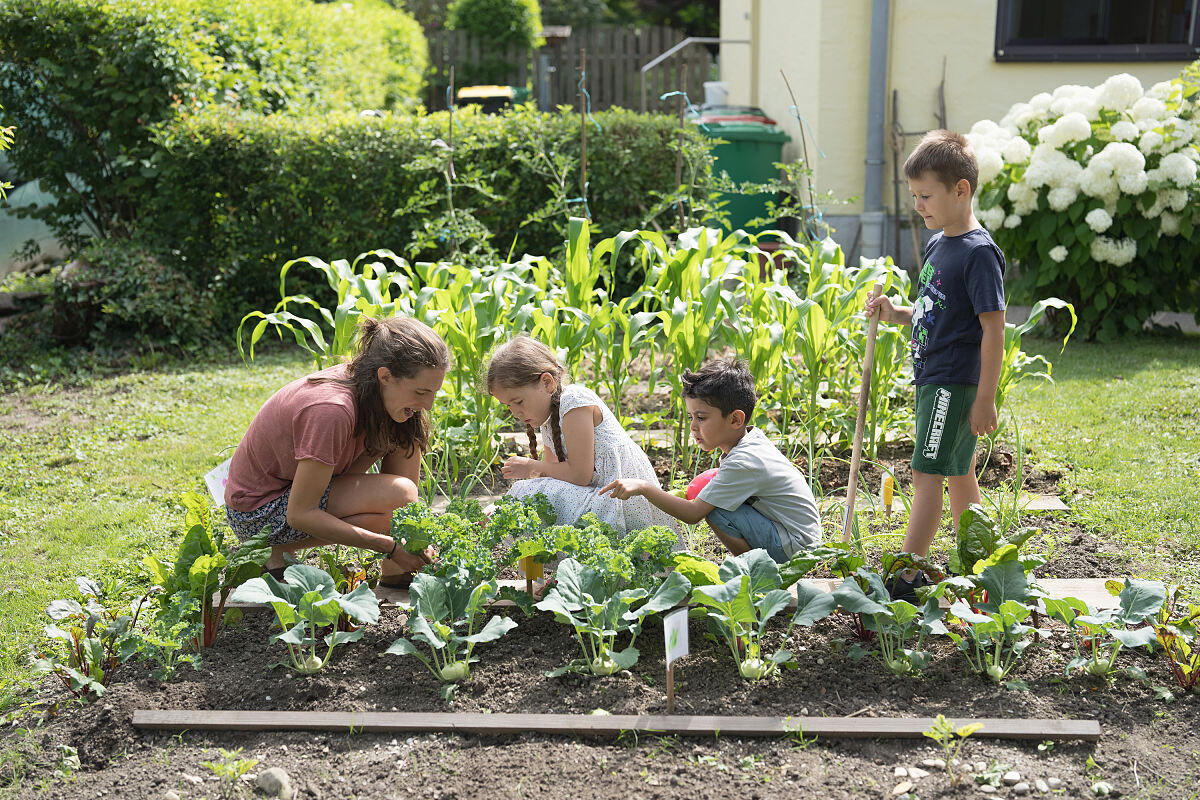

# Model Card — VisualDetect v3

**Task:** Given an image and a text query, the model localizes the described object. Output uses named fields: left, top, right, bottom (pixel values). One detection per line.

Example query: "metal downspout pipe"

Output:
left=861, top=0, right=890, bottom=259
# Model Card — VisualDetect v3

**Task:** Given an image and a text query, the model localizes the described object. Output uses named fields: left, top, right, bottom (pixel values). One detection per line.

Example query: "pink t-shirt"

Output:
left=225, top=364, right=368, bottom=511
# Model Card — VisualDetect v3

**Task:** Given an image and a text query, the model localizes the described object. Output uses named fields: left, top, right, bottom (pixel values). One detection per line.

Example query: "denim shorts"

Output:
left=706, top=504, right=788, bottom=563
left=225, top=483, right=332, bottom=546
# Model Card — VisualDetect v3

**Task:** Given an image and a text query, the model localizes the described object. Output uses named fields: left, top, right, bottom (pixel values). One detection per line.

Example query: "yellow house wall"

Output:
left=720, top=0, right=1192, bottom=216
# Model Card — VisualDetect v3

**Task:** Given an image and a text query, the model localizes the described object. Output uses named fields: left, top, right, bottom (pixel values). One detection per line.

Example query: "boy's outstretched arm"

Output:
left=600, top=478, right=715, bottom=525
left=970, top=310, right=1006, bottom=435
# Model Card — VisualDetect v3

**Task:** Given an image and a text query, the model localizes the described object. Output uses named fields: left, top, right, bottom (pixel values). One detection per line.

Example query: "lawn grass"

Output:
left=1013, top=332, right=1200, bottom=585
left=0, top=334, right=1197, bottom=706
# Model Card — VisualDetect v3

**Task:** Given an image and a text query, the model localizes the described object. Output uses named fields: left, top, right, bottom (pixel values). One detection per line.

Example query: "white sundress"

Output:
left=506, top=384, right=681, bottom=540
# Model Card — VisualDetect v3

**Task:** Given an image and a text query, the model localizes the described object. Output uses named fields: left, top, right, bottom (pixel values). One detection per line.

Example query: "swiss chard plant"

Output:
left=385, top=567, right=517, bottom=696
left=692, top=549, right=837, bottom=680
left=33, top=578, right=148, bottom=700
left=229, top=566, right=380, bottom=674
left=832, top=568, right=947, bottom=676
left=143, top=492, right=272, bottom=649
left=1147, top=583, right=1200, bottom=693
left=1042, top=578, right=1164, bottom=682
left=535, top=558, right=692, bottom=677
left=944, top=560, right=1046, bottom=683
left=949, top=504, right=1042, bottom=577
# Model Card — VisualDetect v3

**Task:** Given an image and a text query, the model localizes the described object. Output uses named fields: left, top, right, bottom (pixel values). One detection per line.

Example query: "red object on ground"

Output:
left=686, top=468, right=719, bottom=501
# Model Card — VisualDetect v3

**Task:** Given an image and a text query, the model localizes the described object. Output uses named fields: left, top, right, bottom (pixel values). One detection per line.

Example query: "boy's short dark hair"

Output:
left=681, top=359, right=757, bottom=420
left=904, top=129, right=979, bottom=195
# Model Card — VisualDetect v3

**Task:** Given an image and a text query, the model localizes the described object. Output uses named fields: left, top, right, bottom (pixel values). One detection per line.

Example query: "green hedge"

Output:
left=140, top=105, right=716, bottom=323
left=0, top=0, right=426, bottom=248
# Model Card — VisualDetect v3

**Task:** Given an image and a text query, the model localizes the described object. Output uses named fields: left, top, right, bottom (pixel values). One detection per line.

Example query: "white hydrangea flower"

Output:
left=1159, top=151, right=1198, bottom=186
left=1041, top=112, right=1094, bottom=148
left=1160, top=211, right=1180, bottom=236
left=1116, top=169, right=1148, bottom=195
left=1140, top=192, right=1166, bottom=218
left=1090, top=235, right=1137, bottom=266
left=1130, top=96, right=1167, bottom=122
left=1147, top=80, right=1177, bottom=101
left=970, top=119, right=1003, bottom=138
left=1164, top=188, right=1189, bottom=212
left=1001, top=136, right=1032, bottom=163
left=1029, top=92, right=1054, bottom=111
left=1139, top=130, right=1164, bottom=154
left=1049, top=245, right=1069, bottom=262
left=1080, top=162, right=1118, bottom=201
left=1007, top=181, right=1039, bottom=216
left=976, top=147, right=1004, bottom=185
left=1099, top=142, right=1146, bottom=174
left=1003, top=213, right=1023, bottom=229
left=1098, top=73, right=1143, bottom=111
left=1085, top=208, right=1113, bottom=232
left=978, top=205, right=1006, bottom=229
left=1110, top=120, right=1139, bottom=142
left=1047, top=186, right=1078, bottom=211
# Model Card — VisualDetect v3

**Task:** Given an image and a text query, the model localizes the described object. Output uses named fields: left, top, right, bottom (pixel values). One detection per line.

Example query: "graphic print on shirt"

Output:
left=911, top=257, right=948, bottom=376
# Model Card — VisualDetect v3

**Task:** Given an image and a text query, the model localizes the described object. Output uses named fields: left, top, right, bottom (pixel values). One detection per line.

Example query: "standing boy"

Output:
left=866, top=129, right=1007, bottom=600
left=601, top=359, right=822, bottom=563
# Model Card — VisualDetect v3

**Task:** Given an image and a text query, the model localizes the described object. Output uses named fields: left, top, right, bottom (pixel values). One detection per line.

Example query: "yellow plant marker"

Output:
left=881, top=474, right=895, bottom=518
left=520, top=556, right=543, bottom=595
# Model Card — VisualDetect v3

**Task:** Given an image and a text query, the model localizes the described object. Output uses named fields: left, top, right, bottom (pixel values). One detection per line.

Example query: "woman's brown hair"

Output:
left=318, top=316, right=450, bottom=458
left=485, top=336, right=566, bottom=461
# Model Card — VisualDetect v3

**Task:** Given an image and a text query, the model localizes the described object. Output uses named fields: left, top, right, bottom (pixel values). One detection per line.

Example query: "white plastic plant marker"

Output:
left=664, top=607, right=688, bottom=713
left=204, top=458, right=232, bottom=508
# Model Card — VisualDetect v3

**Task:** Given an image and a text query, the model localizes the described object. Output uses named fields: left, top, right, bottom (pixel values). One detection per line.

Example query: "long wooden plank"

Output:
left=132, top=710, right=1099, bottom=741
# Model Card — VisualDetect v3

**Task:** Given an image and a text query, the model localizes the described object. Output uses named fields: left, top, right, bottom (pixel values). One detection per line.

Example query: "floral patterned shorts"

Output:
left=225, top=483, right=332, bottom=546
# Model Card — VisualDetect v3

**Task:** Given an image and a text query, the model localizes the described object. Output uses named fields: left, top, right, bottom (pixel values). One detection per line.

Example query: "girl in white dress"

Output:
left=486, top=337, right=679, bottom=538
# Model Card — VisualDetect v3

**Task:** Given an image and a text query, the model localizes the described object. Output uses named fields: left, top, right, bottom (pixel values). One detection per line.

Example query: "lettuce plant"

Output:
left=385, top=568, right=517, bottom=694
left=833, top=569, right=947, bottom=675
left=944, top=561, right=1046, bottom=683
left=536, top=558, right=691, bottom=677
left=229, top=566, right=380, bottom=674
left=513, top=513, right=679, bottom=591
left=692, top=549, right=836, bottom=680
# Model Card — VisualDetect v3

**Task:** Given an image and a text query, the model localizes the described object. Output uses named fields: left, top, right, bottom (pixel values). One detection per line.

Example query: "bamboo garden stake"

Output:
left=843, top=284, right=883, bottom=543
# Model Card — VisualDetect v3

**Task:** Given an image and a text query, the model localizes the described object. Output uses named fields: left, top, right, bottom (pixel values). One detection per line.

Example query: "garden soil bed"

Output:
left=9, top=570, right=1198, bottom=800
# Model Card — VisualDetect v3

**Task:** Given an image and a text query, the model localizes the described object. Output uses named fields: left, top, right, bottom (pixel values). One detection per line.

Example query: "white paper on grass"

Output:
left=204, top=458, right=232, bottom=507
left=664, top=607, right=689, bottom=666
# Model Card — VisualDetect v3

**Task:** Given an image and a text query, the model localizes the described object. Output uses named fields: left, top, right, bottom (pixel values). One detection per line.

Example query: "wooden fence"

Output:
left=425, top=26, right=714, bottom=115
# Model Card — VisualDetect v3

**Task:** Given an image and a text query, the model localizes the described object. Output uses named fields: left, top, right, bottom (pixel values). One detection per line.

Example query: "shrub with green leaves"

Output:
left=446, top=0, right=541, bottom=84
left=966, top=67, right=1200, bottom=339
left=0, top=0, right=426, bottom=249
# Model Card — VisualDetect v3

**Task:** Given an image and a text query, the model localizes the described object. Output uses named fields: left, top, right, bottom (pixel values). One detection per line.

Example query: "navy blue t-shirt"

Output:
left=911, top=228, right=1006, bottom=386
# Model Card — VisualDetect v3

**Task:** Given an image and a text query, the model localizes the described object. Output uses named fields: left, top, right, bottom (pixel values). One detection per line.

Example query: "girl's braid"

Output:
left=524, top=423, right=539, bottom=460
left=547, top=386, right=565, bottom=461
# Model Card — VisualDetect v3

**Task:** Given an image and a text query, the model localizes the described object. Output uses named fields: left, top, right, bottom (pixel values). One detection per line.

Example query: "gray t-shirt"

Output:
left=697, top=427, right=821, bottom=557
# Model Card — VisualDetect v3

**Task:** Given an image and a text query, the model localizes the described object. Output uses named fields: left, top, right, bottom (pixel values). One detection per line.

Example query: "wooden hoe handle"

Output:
left=842, top=284, right=883, bottom=543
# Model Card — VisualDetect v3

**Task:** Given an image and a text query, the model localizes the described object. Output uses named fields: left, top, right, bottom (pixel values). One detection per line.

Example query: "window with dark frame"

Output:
left=995, top=0, right=1200, bottom=62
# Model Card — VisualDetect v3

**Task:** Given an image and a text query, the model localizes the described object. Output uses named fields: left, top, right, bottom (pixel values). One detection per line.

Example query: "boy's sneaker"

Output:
left=887, top=571, right=932, bottom=603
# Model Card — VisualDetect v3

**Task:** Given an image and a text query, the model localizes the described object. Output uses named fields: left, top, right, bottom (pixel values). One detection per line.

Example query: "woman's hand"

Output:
left=501, top=456, right=540, bottom=480
left=391, top=544, right=437, bottom=573
left=600, top=478, right=649, bottom=500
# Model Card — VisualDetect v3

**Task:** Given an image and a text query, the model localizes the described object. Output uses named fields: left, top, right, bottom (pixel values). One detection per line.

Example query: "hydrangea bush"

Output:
left=967, top=67, right=1200, bottom=338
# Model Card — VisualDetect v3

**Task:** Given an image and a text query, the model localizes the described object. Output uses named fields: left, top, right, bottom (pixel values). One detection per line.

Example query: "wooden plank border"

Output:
left=132, top=710, right=1099, bottom=741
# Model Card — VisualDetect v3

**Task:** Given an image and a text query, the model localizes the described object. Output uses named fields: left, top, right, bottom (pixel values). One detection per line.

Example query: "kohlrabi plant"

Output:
left=142, top=491, right=272, bottom=649
left=535, top=558, right=692, bottom=677
left=692, top=549, right=837, bottom=680
left=385, top=567, right=517, bottom=696
left=944, top=560, right=1046, bottom=683
left=32, top=577, right=148, bottom=700
left=832, top=568, right=947, bottom=676
left=1043, top=579, right=1164, bottom=682
left=229, top=566, right=380, bottom=674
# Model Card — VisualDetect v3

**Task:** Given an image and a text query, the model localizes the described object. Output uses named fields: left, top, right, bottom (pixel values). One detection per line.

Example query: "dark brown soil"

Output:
left=7, top=594, right=1197, bottom=800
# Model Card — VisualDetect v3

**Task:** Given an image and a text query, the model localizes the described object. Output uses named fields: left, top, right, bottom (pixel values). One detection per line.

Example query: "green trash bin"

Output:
left=692, top=112, right=791, bottom=234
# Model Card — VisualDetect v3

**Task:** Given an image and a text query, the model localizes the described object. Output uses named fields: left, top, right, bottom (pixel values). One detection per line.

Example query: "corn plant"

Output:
left=1042, top=579, right=1164, bottom=683
left=991, top=297, right=1077, bottom=444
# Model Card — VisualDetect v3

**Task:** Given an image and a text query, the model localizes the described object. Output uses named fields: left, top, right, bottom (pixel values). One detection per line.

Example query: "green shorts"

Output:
left=911, top=383, right=978, bottom=477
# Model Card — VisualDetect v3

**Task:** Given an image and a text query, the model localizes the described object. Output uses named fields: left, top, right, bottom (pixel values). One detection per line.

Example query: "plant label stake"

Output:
left=843, top=284, right=883, bottom=543
left=520, top=557, right=543, bottom=595
left=881, top=474, right=895, bottom=519
left=663, top=607, right=688, bottom=713
left=203, top=458, right=232, bottom=508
